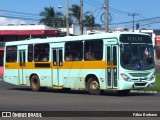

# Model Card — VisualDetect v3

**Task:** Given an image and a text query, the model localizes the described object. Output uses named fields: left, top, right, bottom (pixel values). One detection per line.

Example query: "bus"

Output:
left=3, top=32, right=155, bottom=95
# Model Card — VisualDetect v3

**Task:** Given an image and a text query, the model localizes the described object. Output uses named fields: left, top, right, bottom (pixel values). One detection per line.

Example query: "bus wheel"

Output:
left=87, top=78, right=100, bottom=95
left=30, top=75, right=40, bottom=92
left=116, top=90, right=130, bottom=95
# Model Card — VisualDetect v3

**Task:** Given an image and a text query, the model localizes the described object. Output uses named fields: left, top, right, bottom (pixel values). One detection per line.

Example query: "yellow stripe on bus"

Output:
left=5, top=61, right=117, bottom=69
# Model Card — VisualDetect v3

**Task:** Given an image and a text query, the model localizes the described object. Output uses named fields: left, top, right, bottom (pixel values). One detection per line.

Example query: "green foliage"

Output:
left=144, top=74, right=160, bottom=92
left=39, top=5, right=101, bottom=28
left=39, top=6, right=65, bottom=27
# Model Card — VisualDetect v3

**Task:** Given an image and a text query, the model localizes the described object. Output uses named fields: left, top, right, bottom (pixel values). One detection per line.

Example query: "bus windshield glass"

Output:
left=120, top=34, right=154, bottom=70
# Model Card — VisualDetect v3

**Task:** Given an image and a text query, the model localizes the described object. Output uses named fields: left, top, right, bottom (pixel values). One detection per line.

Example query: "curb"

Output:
left=131, top=90, right=159, bottom=94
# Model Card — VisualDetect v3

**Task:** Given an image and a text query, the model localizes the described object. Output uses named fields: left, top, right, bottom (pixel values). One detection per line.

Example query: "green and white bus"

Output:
left=4, top=32, right=155, bottom=95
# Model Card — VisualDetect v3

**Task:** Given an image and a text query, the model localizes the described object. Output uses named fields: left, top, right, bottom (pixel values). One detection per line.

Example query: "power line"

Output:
left=85, top=0, right=104, bottom=7
left=0, top=6, right=160, bottom=29
left=83, top=0, right=106, bottom=24
left=0, top=9, right=40, bottom=17
left=0, top=14, right=65, bottom=25
left=94, top=0, right=105, bottom=6
left=83, top=0, right=98, bottom=8
left=0, top=8, right=65, bottom=25
left=109, top=16, right=160, bottom=29
left=140, top=21, right=160, bottom=27
left=94, top=0, right=106, bottom=19
left=0, top=15, right=40, bottom=21
left=110, top=7, right=130, bottom=14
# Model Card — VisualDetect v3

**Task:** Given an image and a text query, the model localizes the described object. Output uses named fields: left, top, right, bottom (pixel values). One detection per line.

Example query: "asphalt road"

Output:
left=0, top=80, right=160, bottom=120
left=1, top=61, right=160, bottom=120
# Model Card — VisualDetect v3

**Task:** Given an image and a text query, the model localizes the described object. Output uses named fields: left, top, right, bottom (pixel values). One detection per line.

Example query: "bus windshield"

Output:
left=120, top=44, right=154, bottom=70
left=119, top=34, right=154, bottom=70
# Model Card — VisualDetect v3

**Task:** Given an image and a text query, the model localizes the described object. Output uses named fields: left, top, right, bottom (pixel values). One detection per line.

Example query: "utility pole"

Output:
left=80, top=0, right=83, bottom=35
left=66, top=0, right=69, bottom=36
left=128, top=13, right=139, bottom=32
left=105, top=0, right=109, bottom=33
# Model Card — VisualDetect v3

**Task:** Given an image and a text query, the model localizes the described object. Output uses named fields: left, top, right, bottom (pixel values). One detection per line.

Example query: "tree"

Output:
left=69, top=4, right=81, bottom=25
left=39, top=7, right=64, bottom=27
left=83, top=14, right=101, bottom=31
left=69, top=4, right=101, bottom=31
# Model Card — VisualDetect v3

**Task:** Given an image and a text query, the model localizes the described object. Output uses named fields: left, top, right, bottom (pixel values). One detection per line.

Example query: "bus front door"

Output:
left=52, top=48, right=63, bottom=86
left=19, top=50, right=26, bottom=85
left=106, top=45, right=118, bottom=89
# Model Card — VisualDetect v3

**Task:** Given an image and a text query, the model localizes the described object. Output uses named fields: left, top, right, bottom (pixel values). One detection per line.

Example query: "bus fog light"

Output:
left=149, top=83, right=155, bottom=87
left=121, top=73, right=130, bottom=81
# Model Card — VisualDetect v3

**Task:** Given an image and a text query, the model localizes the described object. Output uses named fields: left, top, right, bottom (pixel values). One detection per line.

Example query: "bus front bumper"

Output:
left=118, top=79, right=155, bottom=90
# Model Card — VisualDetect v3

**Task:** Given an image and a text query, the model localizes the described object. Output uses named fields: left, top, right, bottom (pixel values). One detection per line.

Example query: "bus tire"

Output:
left=30, top=75, right=40, bottom=92
left=87, top=77, right=100, bottom=95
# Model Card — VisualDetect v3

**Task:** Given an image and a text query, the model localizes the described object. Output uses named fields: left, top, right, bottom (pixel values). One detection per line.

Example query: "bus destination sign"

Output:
left=120, top=34, right=152, bottom=43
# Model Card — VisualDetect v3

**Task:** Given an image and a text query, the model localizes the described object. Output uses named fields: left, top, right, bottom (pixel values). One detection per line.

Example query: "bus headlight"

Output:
left=149, top=74, right=155, bottom=81
left=121, top=73, right=131, bottom=81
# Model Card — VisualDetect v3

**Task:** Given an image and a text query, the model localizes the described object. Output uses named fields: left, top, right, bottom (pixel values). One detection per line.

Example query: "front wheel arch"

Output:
left=30, top=74, right=41, bottom=92
left=85, top=74, right=101, bottom=95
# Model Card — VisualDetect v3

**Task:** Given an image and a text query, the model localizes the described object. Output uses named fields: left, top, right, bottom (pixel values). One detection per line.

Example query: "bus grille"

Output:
left=132, top=78, right=147, bottom=81
left=129, top=73, right=150, bottom=77
left=134, top=83, right=147, bottom=86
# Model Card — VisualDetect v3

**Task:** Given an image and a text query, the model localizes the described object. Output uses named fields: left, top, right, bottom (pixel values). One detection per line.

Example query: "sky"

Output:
left=0, top=0, right=160, bottom=30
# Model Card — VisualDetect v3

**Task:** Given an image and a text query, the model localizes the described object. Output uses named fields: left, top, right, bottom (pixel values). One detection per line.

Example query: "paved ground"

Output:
left=0, top=81, right=160, bottom=120
left=0, top=74, right=2, bottom=80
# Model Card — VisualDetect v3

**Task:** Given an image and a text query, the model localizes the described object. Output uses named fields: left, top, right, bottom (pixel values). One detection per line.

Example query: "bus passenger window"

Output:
left=113, top=46, right=117, bottom=66
left=34, top=43, right=49, bottom=62
left=66, top=53, right=74, bottom=61
left=28, top=44, right=33, bottom=62
left=42, top=56, right=48, bottom=62
left=84, top=39, right=103, bottom=61
left=6, top=46, right=17, bottom=62
left=65, top=41, right=83, bottom=61
left=75, top=53, right=81, bottom=60
left=0, top=55, right=3, bottom=66
left=85, top=46, right=96, bottom=60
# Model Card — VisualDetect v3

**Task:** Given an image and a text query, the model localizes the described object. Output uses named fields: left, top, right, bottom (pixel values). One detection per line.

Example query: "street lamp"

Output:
left=58, top=1, right=69, bottom=36
left=58, top=5, right=63, bottom=9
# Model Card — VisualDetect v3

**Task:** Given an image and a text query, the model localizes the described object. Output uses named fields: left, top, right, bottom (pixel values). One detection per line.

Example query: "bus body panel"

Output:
left=62, top=68, right=106, bottom=89
left=3, top=32, right=155, bottom=93
left=4, top=69, right=19, bottom=85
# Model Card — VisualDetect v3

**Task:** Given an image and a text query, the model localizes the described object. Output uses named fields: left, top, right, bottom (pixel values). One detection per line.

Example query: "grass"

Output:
left=144, top=74, right=160, bottom=92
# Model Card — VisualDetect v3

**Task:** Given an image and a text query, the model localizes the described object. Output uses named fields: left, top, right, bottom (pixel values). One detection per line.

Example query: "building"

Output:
left=0, top=25, right=61, bottom=75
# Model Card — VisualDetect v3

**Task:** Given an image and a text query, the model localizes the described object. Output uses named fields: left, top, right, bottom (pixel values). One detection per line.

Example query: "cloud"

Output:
left=0, top=17, right=26, bottom=26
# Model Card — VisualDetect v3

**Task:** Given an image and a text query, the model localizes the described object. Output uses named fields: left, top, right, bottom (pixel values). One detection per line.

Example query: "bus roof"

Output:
left=5, top=32, right=150, bottom=46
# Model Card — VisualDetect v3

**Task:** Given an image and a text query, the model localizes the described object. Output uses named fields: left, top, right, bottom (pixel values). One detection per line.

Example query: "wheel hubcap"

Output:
left=90, top=81, right=99, bottom=91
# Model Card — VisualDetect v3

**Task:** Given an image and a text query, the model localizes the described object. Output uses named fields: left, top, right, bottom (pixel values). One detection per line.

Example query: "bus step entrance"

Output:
left=52, top=86, right=63, bottom=89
